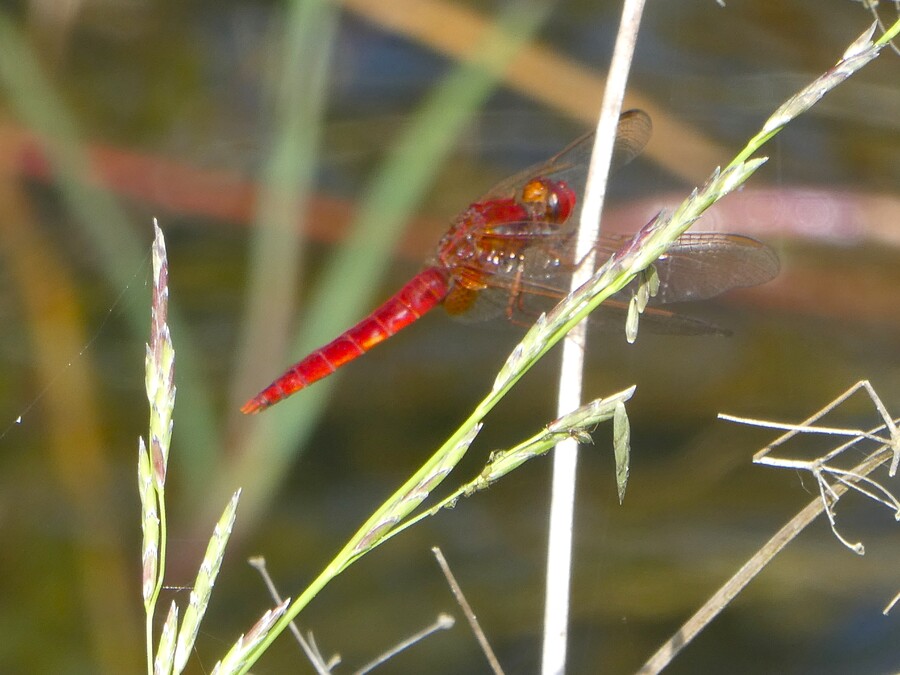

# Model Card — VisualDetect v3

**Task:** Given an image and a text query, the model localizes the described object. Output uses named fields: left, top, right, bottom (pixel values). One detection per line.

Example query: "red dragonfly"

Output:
left=242, top=111, right=779, bottom=414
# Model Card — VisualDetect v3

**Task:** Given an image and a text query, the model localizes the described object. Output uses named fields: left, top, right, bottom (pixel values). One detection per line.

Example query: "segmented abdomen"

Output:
left=241, top=266, right=450, bottom=413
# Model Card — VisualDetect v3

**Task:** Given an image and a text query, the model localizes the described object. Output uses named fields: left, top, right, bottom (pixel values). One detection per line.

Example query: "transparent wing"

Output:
left=444, top=232, right=779, bottom=333
left=478, top=109, right=652, bottom=202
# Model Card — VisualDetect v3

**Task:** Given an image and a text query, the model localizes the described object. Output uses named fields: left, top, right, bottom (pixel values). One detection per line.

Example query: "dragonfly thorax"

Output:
left=434, top=177, right=576, bottom=271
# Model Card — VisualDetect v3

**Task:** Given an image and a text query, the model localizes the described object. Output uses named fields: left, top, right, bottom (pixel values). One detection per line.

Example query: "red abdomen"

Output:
left=241, top=267, right=450, bottom=413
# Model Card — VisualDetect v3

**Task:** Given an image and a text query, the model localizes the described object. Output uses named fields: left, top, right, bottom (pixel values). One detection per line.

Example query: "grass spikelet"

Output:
left=153, top=602, right=178, bottom=675
left=140, top=220, right=176, bottom=666
left=212, top=600, right=290, bottom=675
left=174, top=489, right=242, bottom=672
left=140, top=221, right=244, bottom=673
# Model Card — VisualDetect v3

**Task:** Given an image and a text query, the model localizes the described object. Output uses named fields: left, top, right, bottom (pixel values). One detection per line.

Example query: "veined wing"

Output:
left=478, top=110, right=652, bottom=202
left=443, top=232, right=779, bottom=325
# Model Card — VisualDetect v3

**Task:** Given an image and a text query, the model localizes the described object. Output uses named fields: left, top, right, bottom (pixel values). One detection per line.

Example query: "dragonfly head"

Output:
left=519, top=178, right=576, bottom=225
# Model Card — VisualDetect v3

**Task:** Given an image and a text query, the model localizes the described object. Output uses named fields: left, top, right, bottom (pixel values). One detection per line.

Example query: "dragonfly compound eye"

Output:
left=547, top=180, right=575, bottom=224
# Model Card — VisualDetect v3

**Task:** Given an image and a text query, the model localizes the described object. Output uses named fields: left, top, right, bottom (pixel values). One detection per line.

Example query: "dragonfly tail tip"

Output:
left=240, top=398, right=265, bottom=415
